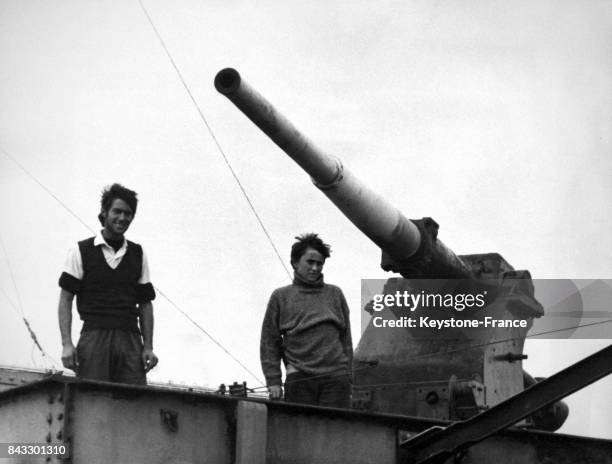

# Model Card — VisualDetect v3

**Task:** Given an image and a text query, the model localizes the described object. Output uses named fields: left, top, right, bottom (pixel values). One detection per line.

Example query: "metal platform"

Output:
left=1, top=375, right=611, bottom=464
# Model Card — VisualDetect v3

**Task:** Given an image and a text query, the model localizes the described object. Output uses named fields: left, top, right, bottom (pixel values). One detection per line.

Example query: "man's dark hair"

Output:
left=290, top=233, right=331, bottom=265
left=98, top=183, right=138, bottom=225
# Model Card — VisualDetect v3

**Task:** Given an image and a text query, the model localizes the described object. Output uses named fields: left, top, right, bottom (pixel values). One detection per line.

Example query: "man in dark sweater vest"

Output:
left=260, top=233, right=353, bottom=407
left=57, top=183, right=158, bottom=384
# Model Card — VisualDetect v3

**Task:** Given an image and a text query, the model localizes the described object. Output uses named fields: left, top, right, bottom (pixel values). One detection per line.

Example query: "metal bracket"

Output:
left=416, top=385, right=450, bottom=420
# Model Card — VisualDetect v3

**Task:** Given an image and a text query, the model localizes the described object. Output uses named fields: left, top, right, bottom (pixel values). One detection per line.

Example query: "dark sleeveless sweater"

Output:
left=76, top=237, right=142, bottom=332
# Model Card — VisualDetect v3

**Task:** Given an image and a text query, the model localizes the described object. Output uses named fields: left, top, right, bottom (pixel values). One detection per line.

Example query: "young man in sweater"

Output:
left=260, top=233, right=353, bottom=407
left=57, top=183, right=158, bottom=384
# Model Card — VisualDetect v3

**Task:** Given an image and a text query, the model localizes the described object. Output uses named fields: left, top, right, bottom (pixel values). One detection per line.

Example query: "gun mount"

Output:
left=215, top=68, right=566, bottom=431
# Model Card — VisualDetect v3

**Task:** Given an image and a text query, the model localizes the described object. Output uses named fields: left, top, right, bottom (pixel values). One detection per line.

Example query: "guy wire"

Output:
left=0, top=228, right=60, bottom=369
left=136, top=0, right=292, bottom=281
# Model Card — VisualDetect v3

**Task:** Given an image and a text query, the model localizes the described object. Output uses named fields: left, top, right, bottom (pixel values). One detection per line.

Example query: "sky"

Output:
left=1, top=0, right=611, bottom=438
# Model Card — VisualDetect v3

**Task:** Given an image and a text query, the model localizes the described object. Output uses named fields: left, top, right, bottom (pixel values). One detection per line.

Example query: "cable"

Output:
left=136, top=0, right=292, bottom=280
left=154, top=287, right=264, bottom=385
left=0, top=230, right=60, bottom=369
left=0, top=285, right=20, bottom=315
left=528, top=319, right=612, bottom=339
left=0, top=146, right=94, bottom=233
left=0, top=231, right=26, bottom=316
left=22, top=317, right=60, bottom=368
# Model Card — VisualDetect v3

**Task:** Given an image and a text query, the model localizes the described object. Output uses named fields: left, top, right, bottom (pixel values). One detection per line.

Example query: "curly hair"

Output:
left=98, top=183, right=138, bottom=225
left=290, top=233, right=331, bottom=265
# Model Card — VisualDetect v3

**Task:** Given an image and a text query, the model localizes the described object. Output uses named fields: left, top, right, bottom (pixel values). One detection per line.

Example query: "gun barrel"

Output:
left=215, top=68, right=340, bottom=188
left=215, top=68, right=470, bottom=277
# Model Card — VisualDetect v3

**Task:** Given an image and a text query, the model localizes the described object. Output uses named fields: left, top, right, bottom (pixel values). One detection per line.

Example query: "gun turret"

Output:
left=215, top=68, right=565, bottom=431
left=214, top=68, right=469, bottom=279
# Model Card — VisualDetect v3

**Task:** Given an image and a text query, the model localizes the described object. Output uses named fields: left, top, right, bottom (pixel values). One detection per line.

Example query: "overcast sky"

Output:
left=1, top=0, right=611, bottom=438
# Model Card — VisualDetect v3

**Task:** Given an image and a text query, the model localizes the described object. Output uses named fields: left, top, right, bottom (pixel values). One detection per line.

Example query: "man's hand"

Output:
left=268, top=384, right=283, bottom=400
left=142, top=348, right=158, bottom=373
left=61, top=344, right=78, bottom=371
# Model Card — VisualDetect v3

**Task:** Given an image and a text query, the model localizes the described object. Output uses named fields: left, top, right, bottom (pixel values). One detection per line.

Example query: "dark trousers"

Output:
left=76, top=329, right=146, bottom=385
left=284, top=371, right=351, bottom=408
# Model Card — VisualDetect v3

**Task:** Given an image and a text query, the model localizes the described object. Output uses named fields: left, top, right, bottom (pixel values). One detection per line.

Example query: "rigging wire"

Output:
left=0, top=232, right=26, bottom=315
left=0, top=229, right=59, bottom=369
left=136, top=0, right=292, bottom=280
left=0, top=145, right=262, bottom=383
left=0, top=286, right=19, bottom=313
left=154, top=286, right=264, bottom=384
left=0, top=146, right=93, bottom=233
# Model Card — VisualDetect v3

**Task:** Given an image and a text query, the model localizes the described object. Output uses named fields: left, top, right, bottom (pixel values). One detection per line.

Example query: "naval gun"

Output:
left=214, top=68, right=566, bottom=431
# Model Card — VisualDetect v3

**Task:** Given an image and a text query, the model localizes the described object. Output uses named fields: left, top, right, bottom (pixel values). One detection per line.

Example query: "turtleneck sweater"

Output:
left=260, top=273, right=353, bottom=386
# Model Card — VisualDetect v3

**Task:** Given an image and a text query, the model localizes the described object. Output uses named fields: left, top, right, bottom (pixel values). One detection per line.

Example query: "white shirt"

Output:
left=63, top=230, right=151, bottom=284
